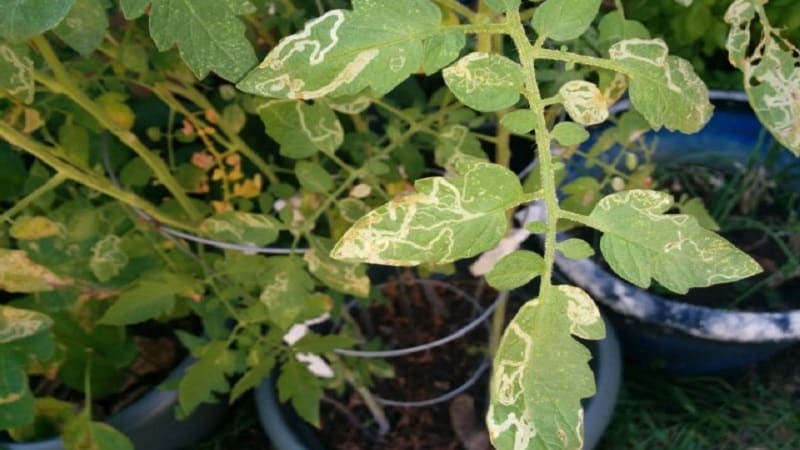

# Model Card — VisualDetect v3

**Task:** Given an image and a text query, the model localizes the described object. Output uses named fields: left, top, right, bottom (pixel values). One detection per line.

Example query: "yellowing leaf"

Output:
left=0, top=249, right=70, bottom=293
left=0, top=305, right=52, bottom=344
left=9, top=216, right=62, bottom=240
left=198, top=211, right=281, bottom=246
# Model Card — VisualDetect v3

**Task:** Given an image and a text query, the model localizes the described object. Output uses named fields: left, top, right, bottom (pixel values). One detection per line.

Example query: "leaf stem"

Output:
left=0, top=173, right=67, bottom=224
left=532, top=48, right=630, bottom=75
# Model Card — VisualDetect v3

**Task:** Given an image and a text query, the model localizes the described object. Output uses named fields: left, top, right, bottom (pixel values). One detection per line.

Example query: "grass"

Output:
left=190, top=347, right=800, bottom=450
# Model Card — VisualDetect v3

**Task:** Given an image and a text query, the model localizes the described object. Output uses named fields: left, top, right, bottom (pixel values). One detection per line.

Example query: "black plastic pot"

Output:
left=524, top=91, right=800, bottom=375
left=0, top=358, right=228, bottom=450
left=253, top=311, right=621, bottom=450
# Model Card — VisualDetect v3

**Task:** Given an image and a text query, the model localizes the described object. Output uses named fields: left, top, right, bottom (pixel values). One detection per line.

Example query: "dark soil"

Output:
left=318, top=275, right=520, bottom=450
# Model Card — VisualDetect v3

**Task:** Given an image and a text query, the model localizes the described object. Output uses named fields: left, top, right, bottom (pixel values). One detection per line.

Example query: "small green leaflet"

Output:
left=0, top=0, right=75, bottom=42
left=484, top=0, right=521, bottom=13
left=53, top=0, right=108, bottom=56
left=62, top=414, right=134, bottom=450
left=0, top=356, right=34, bottom=429
left=90, top=235, right=129, bottom=282
left=99, top=273, right=194, bottom=325
left=501, top=110, right=537, bottom=135
left=199, top=211, right=281, bottom=246
left=179, top=341, right=236, bottom=415
left=0, top=249, right=71, bottom=293
left=277, top=359, right=323, bottom=427
left=0, top=42, right=34, bottom=104
left=532, top=0, right=602, bottom=42
left=304, top=237, right=369, bottom=298
left=422, top=30, right=466, bottom=75
left=133, top=0, right=257, bottom=81
left=590, top=190, right=762, bottom=294
left=443, top=53, right=525, bottom=112
left=551, top=122, right=589, bottom=146
left=260, top=100, right=344, bottom=158
left=295, top=161, right=334, bottom=193
left=485, top=250, right=544, bottom=291
left=559, top=81, right=608, bottom=126
left=609, top=39, right=713, bottom=133
left=238, top=0, right=444, bottom=99
left=488, top=285, right=604, bottom=450
left=331, top=157, right=527, bottom=265
left=724, top=0, right=800, bottom=156
left=557, top=238, right=595, bottom=260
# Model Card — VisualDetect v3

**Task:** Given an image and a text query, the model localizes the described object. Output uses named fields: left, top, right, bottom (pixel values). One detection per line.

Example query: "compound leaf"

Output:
left=609, top=39, right=713, bottom=133
left=331, top=157, right=527, bottom=265
left=443, top=53, right=525, bottom=112
left=238, top=0, right=444, bottom=99
left=488, top=285, right=604, bottom=450
left=590, top=190, right=763, bottom=294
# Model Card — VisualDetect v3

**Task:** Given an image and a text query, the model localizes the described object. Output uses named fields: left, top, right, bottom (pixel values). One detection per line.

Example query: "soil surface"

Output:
left=318, top=275, right=518, bottom=450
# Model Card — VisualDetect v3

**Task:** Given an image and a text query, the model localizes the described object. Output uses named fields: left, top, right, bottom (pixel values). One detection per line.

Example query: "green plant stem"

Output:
left=506, top=11, right=558, bottom=293
left=0, top=173, right=67, bottom=223
left=30, top=36, right=201, bottom=221
left=0, top=121, right=196, bottom=232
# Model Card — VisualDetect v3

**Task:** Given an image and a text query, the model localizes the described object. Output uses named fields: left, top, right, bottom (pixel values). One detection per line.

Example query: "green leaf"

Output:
left=230, top=358, right=275, bottom=402
left=484, top=0, right=520, bottom=13
left=590, top=190, right=763, bottom=294
left=609, top=39, right=713, bottom=133
left=259, top=258, right=317, bottom=325
left=10, top=216, right=62, bottom=240
left=90, top=235, right=129, bottom=282
left=443, top=53, right=525, bottom=112
left=422, top=30, right=465, bottom=75
left=179, top=341, right=235, bottom=415
left=259, top=100, right=344, bottom=158
left=99, top=273, right=191, bottom=325
left=0, top=0, right=75, bottom=42
left=0, top=249, right=71, bottom=293
left=551, top=121, right=590, bottom=146
left=0, top=355, right=34, bottom=429
left=304, top=237, right=369, bottom=298
left=198, top=211, right=281, bottom=246
left=295, top=161, right=334, bottom=193
left=293, top=333, right=357, bottom=353
left=7, top=397, right=75, bottom=442
left=277, top=360, right=323, bottom=427
left=559, top=80, right=609, bottom=126
left=485, top=250, right=544, bottom=291
left=337, top=198, right=369, bottom=223
left=557, top=238, right=595, bottom=260
left=532, top=0, right=601, bottom=42
left=58, top=122, right=90, bottom=168
left=434, top=125, right=487, bottom=168
left=488, top=285, right=604, bottom=450
left=53, top=0, right=108, bottom=56
left=331, top=157, right=526, bottom=265
left=678, top=197, right=720, bottom=231
left=525, top=221, right=547, bottom=234
left=500, top=110, right=537, bottom=135
left=724, top=1, right=800, bottom=156
left=0, top=42, right=34, bottom=104
left=238, top=0, right=443, bottom=99
left=144, top=0, right=257, bottom=81
left=120, top=0, right=149, bottom=19
left=62, top=415, right=134, bottom=450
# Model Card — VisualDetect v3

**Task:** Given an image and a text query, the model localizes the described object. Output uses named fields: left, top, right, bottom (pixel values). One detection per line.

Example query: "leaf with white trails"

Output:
left=434, top=125, right=487, bottom=168
left=609, top=39, right=713, bottom=133
left=324, top=96, right=372, bottom=115
left=559, top=81, right=608, bottom=126
left=331, top=157, right=528, bottom=265
left=238, top=0, right=443, bottom=99
left=53, top=0, right=108, bottom=56
left=551, top=122, right=589, bottom=146
left=260, top=100, right=344, bottom=158
left=0, top=42, right=34, bottom=104
left=0, top=305, right=52, bottom=344
left=443, top=53, right=525, bottom=112
left=304, top=237, right=369, bottom=298
left=0, top=249, right=71, bottom=293
left=724, top=0, right=800, bottom=156
left=295, top=161, right=334, bottom=193
left=488, top=285, right=604, bottom=450
left=199, top=211, right=281, bottom=246
left=140, top=0, right=257, bottom=81
left=590, top=190, right=763, bottom=294
left=484, top=0, right=520, bottom=13
left=423, top=29, right=466, bottom=75
left=259, top=258, right=318, bottom=325
left=486, top=251, right=544, bottom=291
left=532, top=0, right=602, bottom=42
left=0, top=0, right=75, bottom=42
left=501, top=110, right=537, bottom=135
left=90, top=235, right=129, bottom=282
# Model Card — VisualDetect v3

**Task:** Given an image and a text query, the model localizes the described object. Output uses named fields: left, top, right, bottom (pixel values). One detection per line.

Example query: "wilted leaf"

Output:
left=443, top=53, right=525, bottom=112
left=609, top=39, right=712, bottom=133
left=259, top=100, right=343, bottom=158
left=532, top=0, right=601, bottom=42
left=331, top=157, right=527, bottom=265
left=0, top=249, right=70, bottom=293
left=590, top=190, right=762, bottom=293
left=488, top=285, right=604, bottom=450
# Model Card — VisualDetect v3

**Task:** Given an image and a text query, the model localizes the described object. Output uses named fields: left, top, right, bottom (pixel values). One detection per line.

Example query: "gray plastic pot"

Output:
left=523, top=91, right=800, bottom=374
left=254, top=314, right=621, bottom=450
left=1, top=357, right=228, bottom=450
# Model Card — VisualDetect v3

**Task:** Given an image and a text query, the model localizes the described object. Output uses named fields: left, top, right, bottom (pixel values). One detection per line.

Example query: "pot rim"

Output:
left=521, top=90, right=800, bottom=344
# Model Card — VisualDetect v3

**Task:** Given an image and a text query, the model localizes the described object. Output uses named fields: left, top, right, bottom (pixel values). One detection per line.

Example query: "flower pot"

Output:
left=523, top=91, right=800, bottom=375
left=0, top=357, right=228, bottom=450
left=253, top=282, right=622, bottom=450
